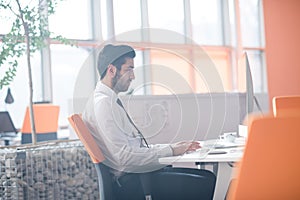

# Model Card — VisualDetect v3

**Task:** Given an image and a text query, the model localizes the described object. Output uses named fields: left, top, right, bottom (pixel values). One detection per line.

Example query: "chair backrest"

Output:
left=272, top=95, right=300, bottom=117
left=68, top=114, right=104, bottom=164
left=68, top=114, right=116, bottom=200
left=151, top=167, right=216, bottom=200
left=21, top=104, right=59, bottom=143
left=228, top=114, right=300, bottom=199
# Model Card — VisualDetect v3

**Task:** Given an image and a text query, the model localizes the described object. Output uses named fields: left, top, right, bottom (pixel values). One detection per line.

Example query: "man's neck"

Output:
left=101, top=79, right=119, bottom=94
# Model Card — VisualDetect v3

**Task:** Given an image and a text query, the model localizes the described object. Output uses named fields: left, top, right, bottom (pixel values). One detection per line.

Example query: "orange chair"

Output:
left=272, top=95, right=300, bottom=117
left=227, top=114, right=300, bottom=199
left=21, top=104, right=59, bottom=144
left=69, top=114, right=217, bottom=200
left=68, top=114, right=115, bottom=200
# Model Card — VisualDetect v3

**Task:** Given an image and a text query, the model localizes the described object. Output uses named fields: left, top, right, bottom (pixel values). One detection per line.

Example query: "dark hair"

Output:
left=97, top=44, right=136, bottom=79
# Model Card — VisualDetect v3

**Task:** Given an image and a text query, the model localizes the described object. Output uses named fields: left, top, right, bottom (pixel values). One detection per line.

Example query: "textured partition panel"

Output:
left=0, top=141, right=99, bottom=200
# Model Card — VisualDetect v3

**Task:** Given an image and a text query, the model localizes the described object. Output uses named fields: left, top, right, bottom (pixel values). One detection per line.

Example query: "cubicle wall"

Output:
left=121, top=93, right=241, bottom=143
left=69, top=93, right=269, bottom=143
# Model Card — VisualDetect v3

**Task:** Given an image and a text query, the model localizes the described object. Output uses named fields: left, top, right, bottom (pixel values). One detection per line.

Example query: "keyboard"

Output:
left=202, top=138, right=245, bottom=149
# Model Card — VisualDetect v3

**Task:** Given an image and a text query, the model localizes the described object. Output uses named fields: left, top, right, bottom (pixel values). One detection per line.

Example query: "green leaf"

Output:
left=0, top=0, right=70, bottom=90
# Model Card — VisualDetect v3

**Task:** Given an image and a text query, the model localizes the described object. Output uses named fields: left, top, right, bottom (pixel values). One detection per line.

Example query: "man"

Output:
left=83, top=44, right=200, bottom=199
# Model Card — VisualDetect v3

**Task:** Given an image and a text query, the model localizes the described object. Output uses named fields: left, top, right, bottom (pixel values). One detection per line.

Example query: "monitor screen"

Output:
left=0, top=111, right=17, bottom=134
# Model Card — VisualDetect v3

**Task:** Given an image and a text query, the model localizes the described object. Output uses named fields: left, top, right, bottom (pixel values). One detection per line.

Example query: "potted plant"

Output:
left=0, top=0, right=73, bottom=144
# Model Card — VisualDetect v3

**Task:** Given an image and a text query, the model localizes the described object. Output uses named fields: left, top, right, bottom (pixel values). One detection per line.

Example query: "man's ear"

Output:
left=107, top=64, right=117, bottom=77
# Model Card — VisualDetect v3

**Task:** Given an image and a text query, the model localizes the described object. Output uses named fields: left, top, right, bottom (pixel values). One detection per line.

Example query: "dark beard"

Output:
left=112, top=70, right=122, bottom=93
left=112, top=71, right=120, bottom=88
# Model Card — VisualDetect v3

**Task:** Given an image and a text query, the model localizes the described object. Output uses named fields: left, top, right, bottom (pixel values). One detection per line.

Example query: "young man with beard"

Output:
left=83, top=44, right=201, bottom=200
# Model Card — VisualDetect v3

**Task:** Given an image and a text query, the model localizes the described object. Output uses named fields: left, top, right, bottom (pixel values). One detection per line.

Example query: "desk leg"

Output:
left=213, top=162, right=235, bottom=200
left=196, top=162, right=219, bottom=175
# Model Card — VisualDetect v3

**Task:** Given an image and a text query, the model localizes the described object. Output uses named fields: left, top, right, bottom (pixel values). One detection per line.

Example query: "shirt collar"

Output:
left=95, top=81, right=118, bottom=102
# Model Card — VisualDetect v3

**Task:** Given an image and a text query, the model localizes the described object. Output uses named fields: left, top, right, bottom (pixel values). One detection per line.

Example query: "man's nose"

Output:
left=130, top=71, right=135, bottom=80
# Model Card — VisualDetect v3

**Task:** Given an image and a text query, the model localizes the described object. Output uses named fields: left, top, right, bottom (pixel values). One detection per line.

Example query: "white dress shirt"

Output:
left=82, top=82, right=173, bottom=175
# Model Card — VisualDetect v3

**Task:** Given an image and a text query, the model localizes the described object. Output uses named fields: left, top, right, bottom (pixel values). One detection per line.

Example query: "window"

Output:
left=0, top=0, right=267, bottom=128
left=0, top=0, right=39, bottom=35
left=0, top=7, right=15, bottom=35
left=150, top=49, right=192, bottom=94
left=51, top=45, right=90, bottom=126
left=194, top=48, right=232, bottom=92
left=190, top=0, right=223, bottom=45
left=100, top=0, right=108, bottom=40
left=49, top=0, right=92, bottom=40
left=49, top=0, right=94, bottom=128
left=148, top=0, right=185, bottom=43
left=238, top=0, right=266, bottom=93
left=239, top=0, right=264, bottom=47
left=113, top=0, right=142, bottom=41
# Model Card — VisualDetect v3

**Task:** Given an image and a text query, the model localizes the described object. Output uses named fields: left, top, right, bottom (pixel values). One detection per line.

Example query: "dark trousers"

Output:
left=112, top=167, right=173, bottom=200
left=113, top=173, right=146, bottom=200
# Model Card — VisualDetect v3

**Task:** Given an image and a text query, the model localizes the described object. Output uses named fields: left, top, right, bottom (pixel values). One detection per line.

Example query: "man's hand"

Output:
left=170, top=141, right=201, bottom=156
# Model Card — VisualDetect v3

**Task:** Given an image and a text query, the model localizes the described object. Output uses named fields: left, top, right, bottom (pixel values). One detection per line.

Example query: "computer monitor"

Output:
left=245, top=52, right=254, bottom=115
left=0, top=111, right=17, bottom=134
left=245, top=52, right=263, bottom=115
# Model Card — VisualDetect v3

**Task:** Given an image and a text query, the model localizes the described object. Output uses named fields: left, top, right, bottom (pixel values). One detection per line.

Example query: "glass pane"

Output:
left=49, top=0, right=92, bottom=40
left=0, top=52, right=42, bottom=128
left=148, top=0, right=185, bottom=43
left=149, top=49, right=194, bottom=95
left=190, top=0, right=223, bottom=45
left=0, top=7, right=15, bottom=34
left=51, top=45, right=90, bottom=126
left=239, top=0, right=262, bottom=47
left=101, top=0, right=108, bottom=40
left=193, top=48, right=231, bottom=93
left=0, top=0, right=39, bottom=34
left=228, top=0, right=237, bottom=47
left=113, top=0, right=142, bottom=41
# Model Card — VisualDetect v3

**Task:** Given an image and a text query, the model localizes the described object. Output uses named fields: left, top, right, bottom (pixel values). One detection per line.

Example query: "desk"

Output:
left=159, top=140, right=245, bottom=200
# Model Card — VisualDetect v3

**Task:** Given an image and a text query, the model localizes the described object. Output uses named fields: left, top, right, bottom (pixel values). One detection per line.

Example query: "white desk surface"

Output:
left=159, top=139, right=245, bottom=164
left=159, top=138, right=246, bottom=200
left=159, top=147, right=243, bottom=164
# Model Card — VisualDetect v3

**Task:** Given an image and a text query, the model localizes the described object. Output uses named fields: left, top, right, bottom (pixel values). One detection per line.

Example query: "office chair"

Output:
left=68, top=114, right=115, bottom=200
left=21, top=104, right=59, bottom=144
left=151, top=167, right=216, bottom=200
left=272, top=95, right=300, bottom=117
left=227, top=114, right=300, bottom=199
left=0, top=111, right=18, bottom=145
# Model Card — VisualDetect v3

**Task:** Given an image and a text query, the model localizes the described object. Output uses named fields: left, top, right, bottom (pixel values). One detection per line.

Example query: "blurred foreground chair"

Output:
left=272, top=95, right=300, bottom=117
left=227, top=114, right=300, bottom=199
left=151, top=167, right=216, bottom=200
left=21, top=104, right=59, bottom=144
left=68, top=114, right=115, bottom=200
